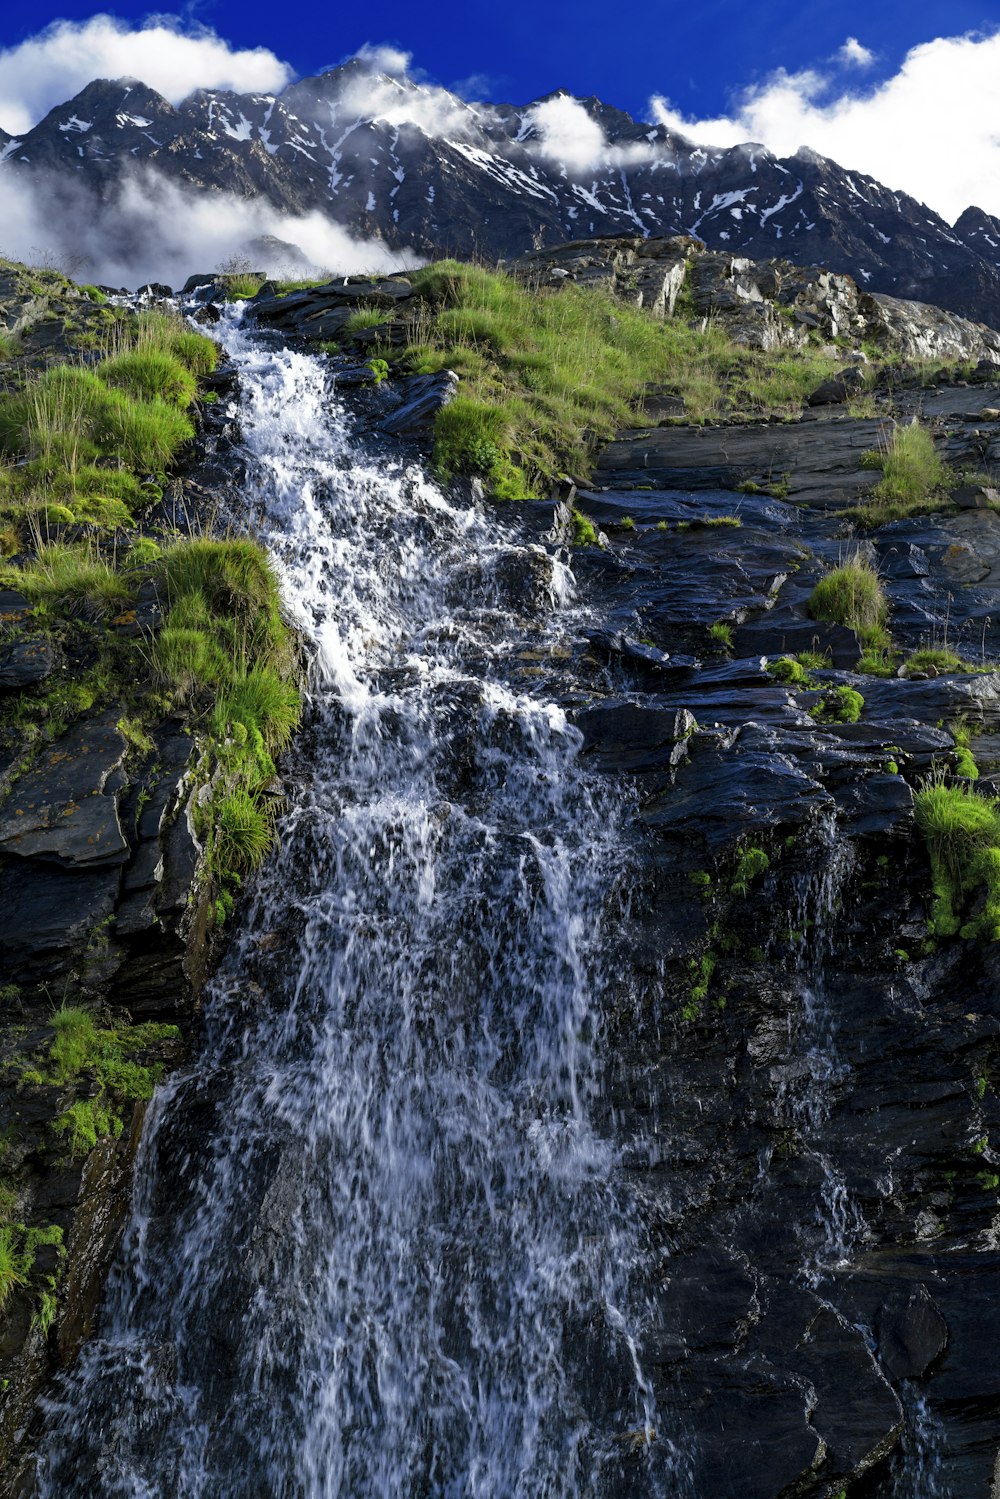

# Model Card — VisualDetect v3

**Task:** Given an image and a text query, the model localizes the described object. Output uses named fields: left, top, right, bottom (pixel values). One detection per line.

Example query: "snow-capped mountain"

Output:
left=4, top=63, right=1000, bottom=325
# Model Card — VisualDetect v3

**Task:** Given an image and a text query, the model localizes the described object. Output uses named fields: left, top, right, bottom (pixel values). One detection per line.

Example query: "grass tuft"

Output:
left=808, top=557, right=888, bottom=644
left=914, top=780, right=1000, bottom=939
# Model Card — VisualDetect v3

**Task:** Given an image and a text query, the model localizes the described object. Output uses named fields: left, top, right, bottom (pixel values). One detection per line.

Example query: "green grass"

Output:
left=222, top=273, right=267, bottom=300
left=98, top=349, right=198, bottom=409
left=766, top=655, right=811, bottom=684
left=375, top=259, right=842, bottom=495
left=0, top=1223, right=63, bottom=1313
left=905, top=647, right=981, bottom=675
left=849, top=422, right=952, bottom=526
left=6, top=542, right=133, bottom=618
left=808, top=558, right=889, bottom=647
left=273, top=277, right=329, bottom=296
left=914, top=780, right=1000, bottom=939
left=731, top=846, right=770, bottom=896
left=0, top=308, right=215, bottom=537
left=214, top=787, right=274, bottom=873
left=0, top=256, right=299, bottom=903
left=22, top=1005, right=180, bottom=1156
left=951, top=720, right=980, bottom=780
left=571, top=510, right=597, bottom=546
left=344, top=307, right=389, bottom=336
left=708, top=621, right=734, bottom=650
left=151, top=538, right=300, bottom=888
left=811, top=683, right=865, bottom=723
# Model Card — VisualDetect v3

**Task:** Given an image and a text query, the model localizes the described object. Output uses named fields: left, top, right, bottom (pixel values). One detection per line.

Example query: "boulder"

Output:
left=0, top=638, right=53, bottom=690
left=0, top=713, right=128, bottom=865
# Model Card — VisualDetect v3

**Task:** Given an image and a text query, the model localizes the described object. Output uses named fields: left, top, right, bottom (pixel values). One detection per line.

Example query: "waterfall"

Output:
left=34, top=320, right=657, bottom=1496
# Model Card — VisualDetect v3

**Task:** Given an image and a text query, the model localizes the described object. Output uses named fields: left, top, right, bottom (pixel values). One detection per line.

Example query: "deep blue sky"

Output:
left=2, top=2, right=998, bottom=117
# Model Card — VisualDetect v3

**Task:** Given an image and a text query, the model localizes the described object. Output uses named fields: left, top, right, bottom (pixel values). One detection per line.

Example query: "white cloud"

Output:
left=837, top=37, right=875, bottom=68
left=650, top=28, right=1000, bottom=223
left=521, top=93, right=662, bottom=174
left=333, top=68, right=486, bottom=139
left=350, top=43, right=412, bottom=77
left=0, top=166, right=417, bottom=287
left=523, top=95, right=609, bottom=172
left=0, top=15, right=293, bottom=135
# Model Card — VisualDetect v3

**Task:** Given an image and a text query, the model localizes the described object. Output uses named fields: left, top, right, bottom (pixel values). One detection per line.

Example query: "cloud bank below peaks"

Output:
left=0, top=168, right=417, bottom=288
left=650, top=28, right=1000, bottom=223
left=0, top=15, right=293, bottom=136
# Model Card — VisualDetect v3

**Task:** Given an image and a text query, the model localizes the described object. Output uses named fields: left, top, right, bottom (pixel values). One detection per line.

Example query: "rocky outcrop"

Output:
left=227, top=237, right=1000, bottom=393
left=511, top=237, right=1000, bottom=363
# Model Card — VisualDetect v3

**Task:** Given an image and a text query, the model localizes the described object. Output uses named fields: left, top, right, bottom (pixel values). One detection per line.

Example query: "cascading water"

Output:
left=769, top=815, right=865, bottom=1284
left=34, top=318, right=660, bottom=1496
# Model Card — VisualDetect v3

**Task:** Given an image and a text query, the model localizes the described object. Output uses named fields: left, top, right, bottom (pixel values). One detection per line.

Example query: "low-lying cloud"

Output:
left=0, top=167, right=417, bottom=288
left=0, top=15, right=293, bottom=136
left=651, top=28, right=1000, bottom=222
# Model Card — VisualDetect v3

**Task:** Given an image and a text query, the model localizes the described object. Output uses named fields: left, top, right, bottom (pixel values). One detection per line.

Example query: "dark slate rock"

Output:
left=595, top=415, right=888, bottom=508
left=733, top=615, right=861, bottom=668
left=807, top=368, right=865, bottom=406
left=792, top=1306, right=904, bottom=1477
left=877, top=1285, right=949, bottom=1380
left=0, top=637, right=53, bottom=689
left=378, top=371, right=459, bottom=435
left=0, top=591, right=32, bottom=627
left=0, top=858, right=119, bottom=972
left=0, top=713, right=127, bottom=865
left=639, top=739, right=834, bottom=846
left=574, top=701, right=695, bottom=773
left=833, top=773, right=914, bottom=837
left=584, top=631, right=698, bottom=680
left=876, top=540, right=930, bottom=579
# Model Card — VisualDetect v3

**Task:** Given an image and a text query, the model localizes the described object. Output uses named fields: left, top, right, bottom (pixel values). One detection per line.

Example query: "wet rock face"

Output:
left=413, top=411, right=1000, bottom=1492
left=545, top=470, right=1000, bottom=1495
